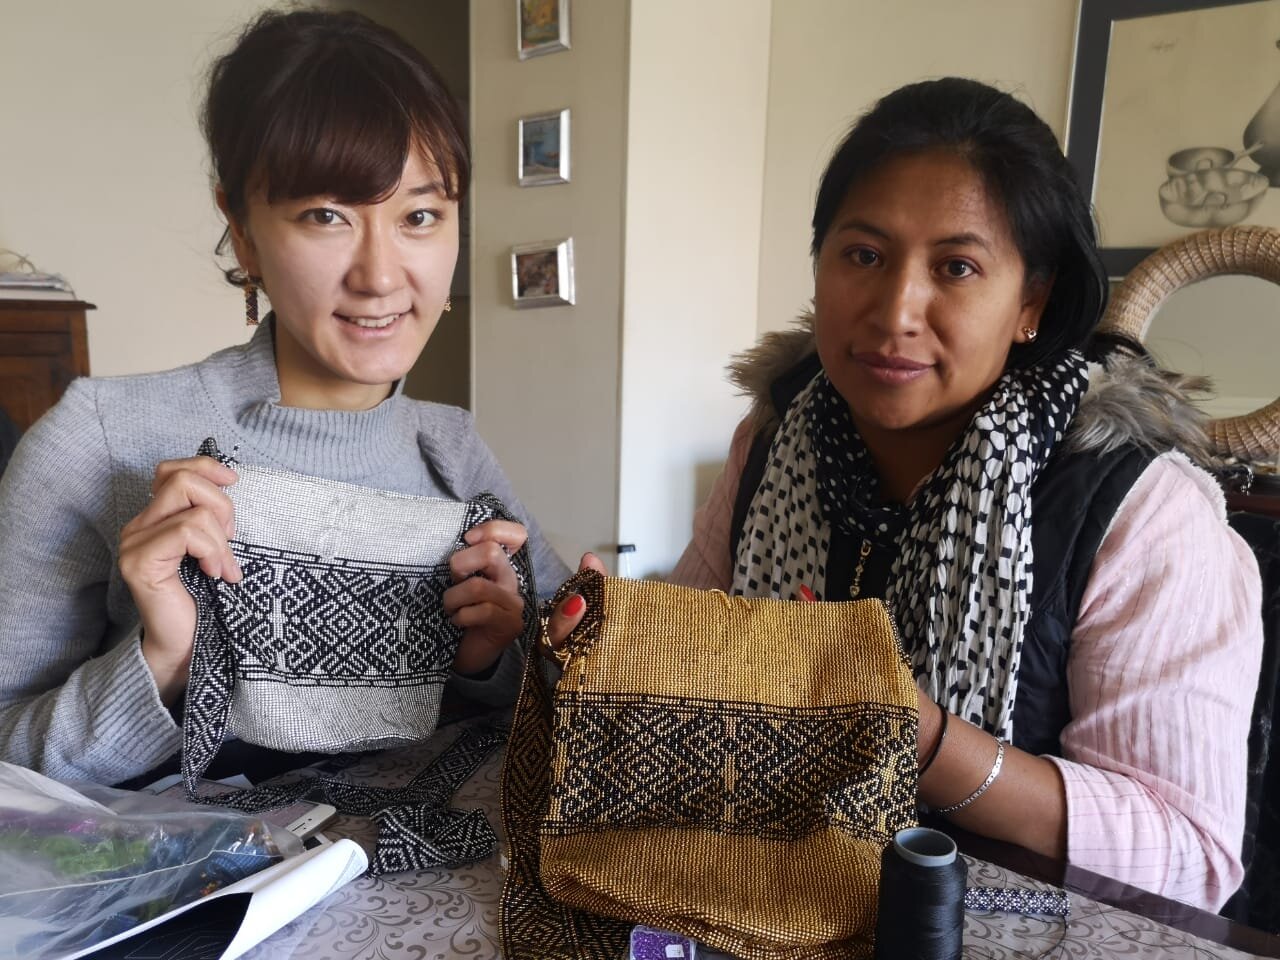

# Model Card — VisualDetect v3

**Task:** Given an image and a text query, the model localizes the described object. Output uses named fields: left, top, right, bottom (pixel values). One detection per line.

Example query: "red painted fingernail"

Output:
left=562, top=594, right=585, bottom=617
left=798, top=584, right=818, bottom=603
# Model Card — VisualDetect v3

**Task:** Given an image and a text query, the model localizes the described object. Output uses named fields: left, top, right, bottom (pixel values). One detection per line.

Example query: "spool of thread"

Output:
left=874, top=827, right=966, bottom=960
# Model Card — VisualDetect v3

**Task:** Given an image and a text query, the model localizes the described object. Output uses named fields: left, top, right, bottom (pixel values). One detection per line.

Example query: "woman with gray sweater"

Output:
left=0, top=10, right=568, bottom=786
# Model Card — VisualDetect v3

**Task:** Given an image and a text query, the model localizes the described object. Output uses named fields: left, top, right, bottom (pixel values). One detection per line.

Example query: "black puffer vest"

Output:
left=729, top=352, right=1153, bottom=757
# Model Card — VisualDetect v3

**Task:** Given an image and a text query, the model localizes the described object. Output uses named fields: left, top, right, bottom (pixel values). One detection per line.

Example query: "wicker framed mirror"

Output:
left=1098, top=225, right=1280, bottom=460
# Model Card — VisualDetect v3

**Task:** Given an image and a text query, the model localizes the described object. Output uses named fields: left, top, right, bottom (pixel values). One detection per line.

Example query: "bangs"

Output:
left=215, top=30, right=469, bottom=215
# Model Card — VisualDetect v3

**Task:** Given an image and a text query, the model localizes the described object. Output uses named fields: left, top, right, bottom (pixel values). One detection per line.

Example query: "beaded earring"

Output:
left=244, top=279, right=260, bottom=327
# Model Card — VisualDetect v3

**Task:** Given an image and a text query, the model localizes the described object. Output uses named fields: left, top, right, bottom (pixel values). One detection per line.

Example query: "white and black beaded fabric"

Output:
left=733, top=356, right=1088, bottom=740
left=176, top=720, right=509, bottom=875
left=963, top=886, right=1071, bottom=918
left=176, top=438, right=536, bottom=871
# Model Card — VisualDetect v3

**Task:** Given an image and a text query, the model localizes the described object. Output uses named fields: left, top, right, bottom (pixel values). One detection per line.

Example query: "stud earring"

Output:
left=244, top=279, right=260, bottom=327
left=1021, top=326, right=1037, bottom=342
left=443, top=297, right=452, bottom=313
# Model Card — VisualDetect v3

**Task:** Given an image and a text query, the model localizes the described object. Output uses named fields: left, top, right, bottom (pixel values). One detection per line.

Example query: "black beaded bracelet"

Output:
left=918, top=700, right=949, bottom=776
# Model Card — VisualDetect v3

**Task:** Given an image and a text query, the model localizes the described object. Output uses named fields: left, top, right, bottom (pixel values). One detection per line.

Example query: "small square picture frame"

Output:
left=518, top=109, right=570, bottom=186
left=517, top=0, right=570, bottom=60
left=511, top=238, right=575, bottom=308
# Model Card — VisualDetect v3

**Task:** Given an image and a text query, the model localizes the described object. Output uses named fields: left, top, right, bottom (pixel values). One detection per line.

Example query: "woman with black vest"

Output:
left=549, top=78, right=1263, bottom=911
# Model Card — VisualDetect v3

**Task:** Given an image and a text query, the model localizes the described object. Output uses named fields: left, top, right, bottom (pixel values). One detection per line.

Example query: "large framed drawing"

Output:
left=1067, top=0, right=1280, bottom=276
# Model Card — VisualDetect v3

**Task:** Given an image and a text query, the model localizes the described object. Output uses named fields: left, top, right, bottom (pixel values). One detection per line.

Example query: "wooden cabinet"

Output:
left=1228, top=491, right=1280, bottom=520
left=0, top=300, right=94, bottom=431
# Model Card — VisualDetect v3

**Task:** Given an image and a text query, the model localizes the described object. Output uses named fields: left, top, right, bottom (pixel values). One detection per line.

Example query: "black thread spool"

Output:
left=874, top=827, right=967, bottom=960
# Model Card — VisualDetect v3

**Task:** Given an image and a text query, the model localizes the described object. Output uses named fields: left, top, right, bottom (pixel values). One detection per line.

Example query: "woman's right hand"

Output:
left=118, top=456, right=241, bottom=704
left=542, top=552, right=608, bottom=657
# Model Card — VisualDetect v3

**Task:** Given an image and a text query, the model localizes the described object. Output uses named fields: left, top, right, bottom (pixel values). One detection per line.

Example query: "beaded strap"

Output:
left=964, top=886, right=1071, bottom=918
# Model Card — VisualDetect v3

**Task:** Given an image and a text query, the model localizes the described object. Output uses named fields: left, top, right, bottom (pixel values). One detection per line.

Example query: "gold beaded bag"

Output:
left=500, top=570, right=919, bottom=960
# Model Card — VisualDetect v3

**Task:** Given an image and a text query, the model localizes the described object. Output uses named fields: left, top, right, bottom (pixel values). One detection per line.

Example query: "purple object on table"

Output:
left=629, top=924, right=697, bottom=960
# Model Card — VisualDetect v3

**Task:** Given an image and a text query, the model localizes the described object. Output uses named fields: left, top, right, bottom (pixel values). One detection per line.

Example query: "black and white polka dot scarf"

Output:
left=732, top=354, right=1088, bottom=739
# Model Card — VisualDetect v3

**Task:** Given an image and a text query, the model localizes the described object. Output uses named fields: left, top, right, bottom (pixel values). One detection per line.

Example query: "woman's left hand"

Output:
left=542, top=552, right=609, bottom=655
left=444, top=519, right=530, bottom=676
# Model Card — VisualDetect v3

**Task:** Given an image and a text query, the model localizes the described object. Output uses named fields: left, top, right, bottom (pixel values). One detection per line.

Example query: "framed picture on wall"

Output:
left=1067, top=0, right=1280, bottom=276
left=517, top=0, right=570, bottom=60
left=511, top=239, right=575, bottom=308
left=518, top=109, right=570, bottom=186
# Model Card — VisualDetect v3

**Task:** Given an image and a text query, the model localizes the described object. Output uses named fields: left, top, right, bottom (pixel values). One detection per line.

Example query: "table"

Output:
left=242, top=718, right=1280, bottom=960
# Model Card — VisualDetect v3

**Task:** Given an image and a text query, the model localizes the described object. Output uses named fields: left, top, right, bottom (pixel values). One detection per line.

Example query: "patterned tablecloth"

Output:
left=241, top=723, right=1274, bottom=960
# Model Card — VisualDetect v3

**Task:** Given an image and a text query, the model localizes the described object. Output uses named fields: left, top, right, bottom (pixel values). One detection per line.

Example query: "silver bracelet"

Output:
left=935, top=738, right=1005, bottom=814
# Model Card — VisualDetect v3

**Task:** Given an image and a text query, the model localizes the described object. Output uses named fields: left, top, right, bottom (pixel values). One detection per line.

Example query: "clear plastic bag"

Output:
left=0, top=762, right=303, bottom=960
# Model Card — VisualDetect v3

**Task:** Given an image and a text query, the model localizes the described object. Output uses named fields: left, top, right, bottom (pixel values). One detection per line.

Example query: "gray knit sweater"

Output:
left=0, top=322, right=569, bottom=785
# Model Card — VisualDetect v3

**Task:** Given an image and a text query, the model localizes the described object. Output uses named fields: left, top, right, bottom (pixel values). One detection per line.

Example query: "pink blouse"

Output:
left=670, top=418, right=1263, bottom=911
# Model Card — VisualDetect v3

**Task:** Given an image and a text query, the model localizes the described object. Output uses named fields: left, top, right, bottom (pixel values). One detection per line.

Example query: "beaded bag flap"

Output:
left=179, top=439, right=537, bottom=789
left=500, top=569, right=919, bottom=960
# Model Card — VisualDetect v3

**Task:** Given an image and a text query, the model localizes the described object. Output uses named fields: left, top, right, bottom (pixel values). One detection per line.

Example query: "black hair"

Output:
left=204, top=9, right=470, bottom=284
left=811, top=77, right=1108, bottom=369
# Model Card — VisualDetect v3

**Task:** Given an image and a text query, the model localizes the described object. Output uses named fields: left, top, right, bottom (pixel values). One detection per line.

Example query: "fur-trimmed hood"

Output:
left=729, top=314, right=1218, bottom=466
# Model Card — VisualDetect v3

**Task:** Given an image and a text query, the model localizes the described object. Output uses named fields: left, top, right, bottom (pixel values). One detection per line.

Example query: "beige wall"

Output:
left=469, top=0, right=629, bottom=566
left=755, top=0, right=1079, bottom=335
left=616, top=0, right=771, bottom=577
left=1, top=0, right=266, bottom=377
left=469, top=0, right=772, bottom=577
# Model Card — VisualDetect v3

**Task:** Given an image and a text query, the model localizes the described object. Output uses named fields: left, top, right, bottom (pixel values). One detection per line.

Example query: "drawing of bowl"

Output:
left=1166, top=142, right=1265, bottom=177
left=1158, top=167, right=1269, bottom=227
left=1166, top=146, right=1237, bottom=177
